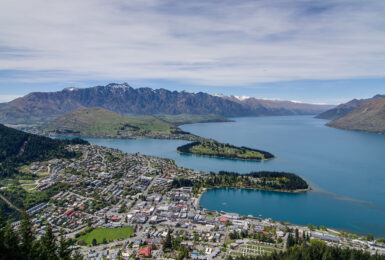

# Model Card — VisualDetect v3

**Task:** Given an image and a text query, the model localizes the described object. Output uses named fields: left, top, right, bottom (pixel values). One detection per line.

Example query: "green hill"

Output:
left=40, top=107, right=200, bottom=140
left=0, top=124, right=87, bottom=178
left=327, top=98, right=385, bottom=134
left=0, top=124, right=88, bottom=220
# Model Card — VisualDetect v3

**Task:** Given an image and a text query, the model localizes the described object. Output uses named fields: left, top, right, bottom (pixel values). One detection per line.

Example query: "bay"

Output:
left=81, top=116, right=385, bottom=236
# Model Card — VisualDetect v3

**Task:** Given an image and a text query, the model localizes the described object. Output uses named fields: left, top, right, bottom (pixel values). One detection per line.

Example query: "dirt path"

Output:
left=0, top=193, right=22, bottom=213
left=17, top=139, right=28, bottom=157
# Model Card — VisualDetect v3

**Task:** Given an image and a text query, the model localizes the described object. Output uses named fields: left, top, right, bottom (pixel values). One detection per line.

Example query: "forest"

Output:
left=171, top=171, right=309, bottom=193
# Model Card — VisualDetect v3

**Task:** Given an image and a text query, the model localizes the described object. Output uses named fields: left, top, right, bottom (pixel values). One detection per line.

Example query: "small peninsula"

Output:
left=177, top=140, right=274, bottom=161
left=172, top=171, right=310, bottom=193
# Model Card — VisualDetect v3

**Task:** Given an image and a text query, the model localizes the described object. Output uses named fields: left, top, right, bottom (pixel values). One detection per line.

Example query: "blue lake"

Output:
left=81, top=116, right=385, bottom=236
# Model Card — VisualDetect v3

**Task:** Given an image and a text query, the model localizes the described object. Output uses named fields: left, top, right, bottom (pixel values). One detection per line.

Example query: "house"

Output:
left=111, top=216, right=121, bottom=221
left=137, top=245, right=152, bottom=258
left=219, top=217, right=229, bottom=223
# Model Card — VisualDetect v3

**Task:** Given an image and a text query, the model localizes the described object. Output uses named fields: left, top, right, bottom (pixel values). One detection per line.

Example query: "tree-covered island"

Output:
left=172, top=171, right=310, bottom=193
left=177, top=140, right=274, bottom=161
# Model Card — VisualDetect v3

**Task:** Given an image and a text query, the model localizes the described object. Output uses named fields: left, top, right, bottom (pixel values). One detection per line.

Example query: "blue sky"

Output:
left=0, top=0, right=385, bottom=104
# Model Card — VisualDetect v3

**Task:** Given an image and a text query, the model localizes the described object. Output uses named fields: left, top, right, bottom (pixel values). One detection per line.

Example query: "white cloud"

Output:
left=0, top=94, right=21, bottom=102
left=0, top=0, right=385, bottom=85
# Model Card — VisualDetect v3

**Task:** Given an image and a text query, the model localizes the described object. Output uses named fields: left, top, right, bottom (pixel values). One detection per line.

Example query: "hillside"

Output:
left=0, top=83, right=333, bottom=124
left=0, top=124, right=88, bottom=178
left=0, top=124, right=87, bottom=220
left=38, top=107, right=201, bottom=140
left=316, top=94, right=385, bottom=120
left=327, top=98, right=385, bottom=134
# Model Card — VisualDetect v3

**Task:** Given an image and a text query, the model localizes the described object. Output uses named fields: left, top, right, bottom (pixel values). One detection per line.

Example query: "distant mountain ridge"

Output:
left=316, top=94, right=385, bottom=120
left=327, top=98, right=385, bottom=134
left=222, top=95, right=332, bottom=115
left=0, top=83, right=333, bottom=124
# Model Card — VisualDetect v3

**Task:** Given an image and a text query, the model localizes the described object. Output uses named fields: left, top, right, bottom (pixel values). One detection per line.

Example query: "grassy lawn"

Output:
left=18, top=179, right=35, bottom=184
left=21, top=184, right=37, bottom=192
left=77, top=226, right=134, bottom=245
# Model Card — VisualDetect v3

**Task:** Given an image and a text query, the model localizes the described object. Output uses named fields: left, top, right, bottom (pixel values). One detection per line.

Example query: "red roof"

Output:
left=65, top=210, right=73, bottom=216
left=220, top=217, right=229, bottom=222
left=138, top=245, right=152, bottom=257
left=111, top=217, right=121, bottom=221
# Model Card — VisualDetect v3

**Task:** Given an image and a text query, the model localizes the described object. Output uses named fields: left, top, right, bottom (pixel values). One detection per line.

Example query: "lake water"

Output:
left=82, top=116, right=385, bottom=236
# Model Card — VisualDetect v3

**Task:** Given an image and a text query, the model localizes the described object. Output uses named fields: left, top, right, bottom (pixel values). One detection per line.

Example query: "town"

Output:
left=13, top=144, right=385, bottom=259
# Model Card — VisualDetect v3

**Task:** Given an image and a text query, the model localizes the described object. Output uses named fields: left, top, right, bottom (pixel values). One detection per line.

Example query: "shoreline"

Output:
left=197, top=186, right=311, bottom=200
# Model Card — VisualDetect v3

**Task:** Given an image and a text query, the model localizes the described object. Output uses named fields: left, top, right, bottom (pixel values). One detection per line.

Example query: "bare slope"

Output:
left=327, top=98, right=385, bottom=134
left=316, top=94, right=385, bottom=120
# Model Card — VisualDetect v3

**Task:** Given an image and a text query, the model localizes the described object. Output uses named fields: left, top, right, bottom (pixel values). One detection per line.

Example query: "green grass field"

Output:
left=77, top=226, right=134, bottom=245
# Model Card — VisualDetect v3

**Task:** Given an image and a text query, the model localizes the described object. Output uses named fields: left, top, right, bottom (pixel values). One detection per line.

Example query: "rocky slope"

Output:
left=327, top=98, right=385, bottom=134
left=316, top=94, right=385, bottom=120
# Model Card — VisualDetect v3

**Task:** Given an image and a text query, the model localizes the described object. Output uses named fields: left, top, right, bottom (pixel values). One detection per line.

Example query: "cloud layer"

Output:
left=1, top=0, right=385, bottom=85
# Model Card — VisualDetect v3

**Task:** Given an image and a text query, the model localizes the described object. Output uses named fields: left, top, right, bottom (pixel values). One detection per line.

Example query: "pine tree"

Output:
left=0, top=211, right=4, bottom=259
left=39, top=224, right=58, bottom=260
left=3, top=220, right=21, bottom=260
left=287, top=233, right=294, bottom=249
left=58, top=229, right=71, bottom=260
left=19, top=210, right=35, bottom=259
left=163, top=229, right=173, bottom=251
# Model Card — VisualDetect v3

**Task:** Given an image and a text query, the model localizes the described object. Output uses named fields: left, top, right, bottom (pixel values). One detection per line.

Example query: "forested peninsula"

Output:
left=177, top=140, right=274, bottom=161
left=172, top=171, right=310, bottom=193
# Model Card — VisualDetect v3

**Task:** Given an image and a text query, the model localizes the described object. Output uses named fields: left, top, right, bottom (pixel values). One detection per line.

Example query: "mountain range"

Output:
left=0, top=83, right=333, bottom=125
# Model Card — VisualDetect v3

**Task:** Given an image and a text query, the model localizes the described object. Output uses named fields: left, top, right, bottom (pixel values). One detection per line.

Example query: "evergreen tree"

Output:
left=287, top=233, right=294, bottom=249
left=19, top=210, right=35, bottom=259
left=3, top=220, right=21, bottom=260
left=39, top=224, right=58, bottom=260
left=0, top=211, right=4, bottom=259
left=163, top=229, right=173, bottom=251
left=58, top=229, right=71, bottom=260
